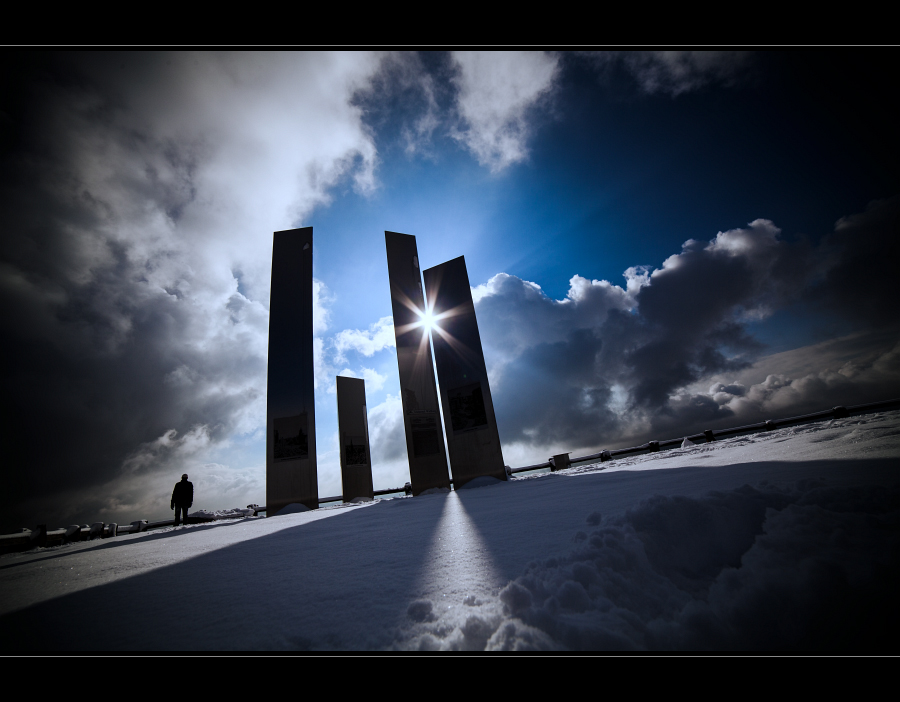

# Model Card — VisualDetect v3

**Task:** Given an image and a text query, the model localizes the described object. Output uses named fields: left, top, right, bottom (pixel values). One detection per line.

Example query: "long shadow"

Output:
left=454, top=457, right=900, bottom=585
left=0, top=494, right=447, bottom=651
left=0, top=518, right=263, bottom=571
left=5, top=458, right=897, bottom=651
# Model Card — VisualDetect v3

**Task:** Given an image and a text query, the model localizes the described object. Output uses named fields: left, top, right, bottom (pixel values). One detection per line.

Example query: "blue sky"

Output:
left=1, top=51, right=897, bottom=530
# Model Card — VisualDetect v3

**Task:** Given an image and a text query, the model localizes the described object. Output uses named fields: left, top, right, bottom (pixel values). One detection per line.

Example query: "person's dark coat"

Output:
left=171, top=479, right=194, bottom=508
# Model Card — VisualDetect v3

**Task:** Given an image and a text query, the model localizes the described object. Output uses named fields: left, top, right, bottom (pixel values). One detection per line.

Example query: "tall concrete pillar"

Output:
left=336, top=375, right=374, bottom=502
left=267, top=226, right=319, bottom=513
left=385, top=231, right=450, bottom=495
left=423, top=256, right=506, bottom=487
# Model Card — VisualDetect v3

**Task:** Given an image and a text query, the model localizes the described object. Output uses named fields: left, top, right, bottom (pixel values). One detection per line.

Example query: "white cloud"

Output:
left=332, top=316, right=396, bottom=363
left=450, top=51, right=560, bottom=172
left=313, top=279, right=334, bottom=335
left=472, top=271, right=633, bottom=370
left=366, top=393, right=410, bottom=490
left=321, top=315, right=395, bottom=397
left=359, top=367, right=388, bottom=392
left=335, top=366, right=388, bottom=393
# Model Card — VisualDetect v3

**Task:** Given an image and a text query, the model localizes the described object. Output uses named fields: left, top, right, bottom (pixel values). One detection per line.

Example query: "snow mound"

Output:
left=681, top=437, right=695, bottom=448
left=419, top=487, right=450, bottom=496
left=274, top=503, right=311, bottom=516
left=457, top=476, right=504, bottom=490
left=190, top=507, right=255, bottom=520
left=399, top=479, right=900, bottom=651
left=487, top=482, right=900, bottom=650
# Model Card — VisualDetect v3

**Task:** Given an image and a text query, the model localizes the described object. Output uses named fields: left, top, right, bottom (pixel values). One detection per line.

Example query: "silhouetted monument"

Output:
left=267, top=227, right=319, bottom=513
left=336, top=375, right=374, bottom=502
left=385, top=231, right=451, bottom=495
left=423, top=256, right=506, bottom=487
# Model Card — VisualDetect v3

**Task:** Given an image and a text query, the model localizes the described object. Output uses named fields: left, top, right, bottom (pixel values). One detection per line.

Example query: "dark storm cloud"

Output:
left=624, top=219, right=805, bottom=408
left=476, top=209, right=900, bottom=455
left=0, top=52, right=383, bottom=531
left=809, top=195, right=900, bottom=326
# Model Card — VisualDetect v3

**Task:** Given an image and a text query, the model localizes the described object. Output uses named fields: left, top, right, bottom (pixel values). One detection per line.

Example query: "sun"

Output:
left=420, top=309, right=436, bottom=333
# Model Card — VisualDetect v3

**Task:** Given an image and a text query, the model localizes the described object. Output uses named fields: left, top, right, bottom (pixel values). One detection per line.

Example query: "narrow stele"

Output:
left=267, top=227, right=319, bottom=513
left=423, top=255, right=507, bottom=487
left=385, top=231, right=451, bottom=495
left=336, top=375, right=375, bottom=502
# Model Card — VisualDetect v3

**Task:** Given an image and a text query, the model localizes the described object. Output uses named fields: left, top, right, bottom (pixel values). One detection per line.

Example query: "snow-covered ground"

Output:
left=189, top=507, right=257, bottom=520
left=2, top=411, right=899, bottom=651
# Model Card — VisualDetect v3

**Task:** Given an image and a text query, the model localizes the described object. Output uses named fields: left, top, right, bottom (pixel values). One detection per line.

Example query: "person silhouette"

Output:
left=171, top=474, right=194, bottom=527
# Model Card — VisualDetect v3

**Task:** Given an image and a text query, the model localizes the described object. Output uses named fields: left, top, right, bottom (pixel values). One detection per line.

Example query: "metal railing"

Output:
left=3, top=397, right=898, bottom=553
left=512, top=397, right=900, bottom=474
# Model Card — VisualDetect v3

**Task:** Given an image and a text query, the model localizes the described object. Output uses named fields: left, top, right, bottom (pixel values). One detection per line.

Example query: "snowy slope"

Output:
left=1, top=411, right=898, bottom=651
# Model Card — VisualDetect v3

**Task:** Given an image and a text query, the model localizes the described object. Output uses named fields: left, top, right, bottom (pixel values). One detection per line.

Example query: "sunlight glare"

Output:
left=420, top=309, right=435, bottom=333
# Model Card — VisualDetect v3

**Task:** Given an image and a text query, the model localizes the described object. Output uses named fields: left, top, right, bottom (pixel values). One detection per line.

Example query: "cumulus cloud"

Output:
left=475, top=205, right=900, bottom=459
left=365, top=393, right=410, bottom=490
left=332, top=316, right=396, bottom=363
left=472, top=273, right=634, bottom=370
left=318, top=315, right=395, bottom=396
left=335, top=367, right=388, bottom=394
left=0, top=52, right=385, bottom=531
left=450, top=51, right=560, bottom=172
left=695, top=331, right=900, bottom=420
left=313, top=279, right=334, bottom=335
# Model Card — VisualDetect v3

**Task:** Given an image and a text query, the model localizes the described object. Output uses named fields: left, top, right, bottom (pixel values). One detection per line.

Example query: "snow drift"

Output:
left=484, top=481, right=900, bottom=650
left=1, top=411, right=898, bottom=651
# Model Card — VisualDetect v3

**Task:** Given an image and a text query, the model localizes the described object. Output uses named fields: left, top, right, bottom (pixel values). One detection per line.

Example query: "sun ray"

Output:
left=430, top=323, right=484, bottom=367
left=432, top=302, right=471, bottom=323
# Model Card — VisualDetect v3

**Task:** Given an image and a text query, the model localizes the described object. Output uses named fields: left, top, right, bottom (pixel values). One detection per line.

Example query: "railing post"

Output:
left=647, top=441, right=660, bottom=452
left=703, top=430, right=716, bottom=442
left=599, top=450, right=611, bottom=462
left=64, top=525, right=81, bottom=543
left=31, top=524, right=47, bottom=548
left=550, top=453, right=571, bottom=472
